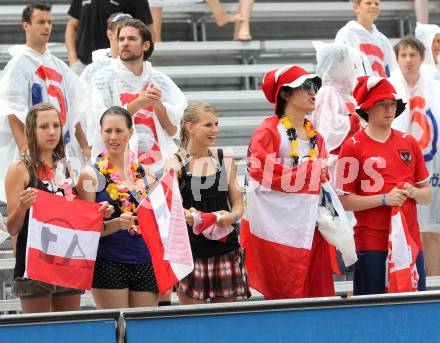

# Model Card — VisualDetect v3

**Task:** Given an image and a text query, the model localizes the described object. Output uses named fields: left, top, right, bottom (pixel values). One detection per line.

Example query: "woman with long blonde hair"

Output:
left=166, top=102, right=250, bottom=304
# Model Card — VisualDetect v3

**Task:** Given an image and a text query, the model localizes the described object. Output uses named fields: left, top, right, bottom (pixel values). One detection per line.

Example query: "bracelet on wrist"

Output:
left=381, top=194, right=386, bottom=207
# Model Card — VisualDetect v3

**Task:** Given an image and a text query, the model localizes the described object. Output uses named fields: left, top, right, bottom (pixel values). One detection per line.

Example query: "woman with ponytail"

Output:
left=165, top=102, right=250, bottom=304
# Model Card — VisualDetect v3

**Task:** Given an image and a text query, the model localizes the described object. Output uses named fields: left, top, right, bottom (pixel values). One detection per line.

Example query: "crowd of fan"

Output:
left=1, top=0, right=440, bottom=313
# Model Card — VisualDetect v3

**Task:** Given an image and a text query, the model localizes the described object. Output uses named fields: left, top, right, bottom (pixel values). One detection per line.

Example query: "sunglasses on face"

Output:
left=300, top=80, right=319, bottom=94
left=111, top=13, right=133, bottom=24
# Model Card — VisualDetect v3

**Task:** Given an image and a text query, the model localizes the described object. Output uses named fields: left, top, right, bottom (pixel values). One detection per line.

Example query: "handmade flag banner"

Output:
left=191, top=211, right=234, bottom=242
left=386, top=205, right=419, bottom=293
left=25, top=190, right=103, bottom=290
left=137, top=169, right=193, bottom=294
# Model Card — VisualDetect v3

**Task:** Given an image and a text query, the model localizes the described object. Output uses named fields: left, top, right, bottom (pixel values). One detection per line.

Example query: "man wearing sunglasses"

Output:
left=80, top=13, right=132, bottom=86
left=336, top=76, right=431, bottom=295
left=65, top=0, right=153, bottom=75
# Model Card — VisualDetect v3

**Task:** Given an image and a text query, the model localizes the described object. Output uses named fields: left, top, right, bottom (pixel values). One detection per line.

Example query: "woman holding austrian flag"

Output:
left=241, top=66, right=336, bottom=300
left=5, top=103, right=112, bottom=313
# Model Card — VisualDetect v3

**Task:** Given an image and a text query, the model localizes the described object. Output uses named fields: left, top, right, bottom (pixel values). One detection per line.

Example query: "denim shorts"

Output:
left=14, top=278, right=84, bottom=298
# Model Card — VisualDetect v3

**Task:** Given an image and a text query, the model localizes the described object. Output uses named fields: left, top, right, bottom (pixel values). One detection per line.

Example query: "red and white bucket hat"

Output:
left=353, top=76, right=406, bottom=121
left=261, top=65, right=322, bottom=113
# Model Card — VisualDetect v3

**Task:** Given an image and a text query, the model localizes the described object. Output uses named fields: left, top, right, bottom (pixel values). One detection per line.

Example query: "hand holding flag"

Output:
left=137, top=169, right=193, bottom=294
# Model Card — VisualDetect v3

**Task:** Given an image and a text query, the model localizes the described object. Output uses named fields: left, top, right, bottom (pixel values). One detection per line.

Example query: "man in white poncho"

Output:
left=415, top=22, right=440, bottom=80
left=390, top=36, right=440, bottom=276
left=312, top=42, right=363, bottom=184
left=0, top=3, right=90, bottom=203
left=91, top=19, right=187, bottom=174
left=335, top=0, right=397, bottom=78
left=80, top=13, right=133, bottom=87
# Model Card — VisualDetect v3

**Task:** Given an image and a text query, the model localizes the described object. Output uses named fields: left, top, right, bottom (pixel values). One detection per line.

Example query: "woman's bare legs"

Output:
left=177, top=291, right=207, bottom=305
left=92, top=288, right=130, bottom=309
left=20, top=296, right=52, bottom=313
left=20, top=293, right=80, bottom=313
left=211, top=295, right=237, bottom=303
left=205, top=0, right=244, bottom=27
left=150, top=6, right=163, bottom=42
left=233, top=0, right=254, bottom=41
left=51, top=293, right=81, bottom=312
left=422, top=232, right=440, bottom=276
left=129, top=291, right=159, bottom=307
left=415, top=0, right=429, bottom=24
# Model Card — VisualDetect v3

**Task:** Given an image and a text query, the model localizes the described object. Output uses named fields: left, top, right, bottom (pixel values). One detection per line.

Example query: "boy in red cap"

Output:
left=242, top=65, right=335, bottom=299
left=336, top=76, right=432, bottom=295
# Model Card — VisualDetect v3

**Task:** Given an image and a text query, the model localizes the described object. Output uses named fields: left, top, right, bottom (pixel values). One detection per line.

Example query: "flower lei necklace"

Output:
left=97, top=151, right=148, bottom=235
left=279, top=116, right=318, bottom=166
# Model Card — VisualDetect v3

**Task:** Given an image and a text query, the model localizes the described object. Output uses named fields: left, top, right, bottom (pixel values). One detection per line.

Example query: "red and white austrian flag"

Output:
left=386, top=206, right=419, bottom=293
left=138, top=169, right=194, bottom=294
left=192, top=211, right=234, bottom=242
left=26, top=190, right=103, bottom=290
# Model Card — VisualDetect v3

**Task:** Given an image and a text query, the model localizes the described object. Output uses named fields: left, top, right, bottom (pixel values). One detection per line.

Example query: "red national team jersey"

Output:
left=337, top=129, right=429, bottom=251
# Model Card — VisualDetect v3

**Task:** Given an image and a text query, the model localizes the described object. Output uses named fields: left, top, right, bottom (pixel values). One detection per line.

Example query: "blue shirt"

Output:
left=94, top=167, right=151, bottom=264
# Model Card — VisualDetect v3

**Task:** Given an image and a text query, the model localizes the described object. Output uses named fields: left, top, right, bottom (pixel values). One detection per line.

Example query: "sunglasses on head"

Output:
left=111, top=13, right=133, bottom=24
left=300, top=80, right=319, bottom=94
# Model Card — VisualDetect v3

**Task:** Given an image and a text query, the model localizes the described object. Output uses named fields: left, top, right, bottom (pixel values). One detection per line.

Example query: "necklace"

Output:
left=97, top=151, right=148, bottom=235
left=279, top=116, right=318, bottom=166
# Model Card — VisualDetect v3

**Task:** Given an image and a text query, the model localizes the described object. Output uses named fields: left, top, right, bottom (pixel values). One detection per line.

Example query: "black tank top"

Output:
left=14, top=163, right=65, bottom=278
left=176, top=149, right=239, bottom=258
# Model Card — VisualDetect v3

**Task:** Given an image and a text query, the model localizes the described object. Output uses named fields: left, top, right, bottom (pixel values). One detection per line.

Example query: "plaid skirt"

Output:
left=178, top=248, right=251, bottom=300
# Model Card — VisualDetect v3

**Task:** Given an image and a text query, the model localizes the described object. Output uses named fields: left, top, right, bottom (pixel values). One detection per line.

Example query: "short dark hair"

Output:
left=22, top=2, right=51, bottom=23
left=118, top=19, right=154, bottom=61
left=394, top=35, right=425, bottom=60
left=100, top=106, right=133, bottom=129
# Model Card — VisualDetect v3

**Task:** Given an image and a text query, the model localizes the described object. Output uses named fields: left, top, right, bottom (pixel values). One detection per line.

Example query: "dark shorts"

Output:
left=14, top=278, right=83, bottom=299
left=92, top=258, right=158, bottom=292
left=353, top=250, right=426, bottom=295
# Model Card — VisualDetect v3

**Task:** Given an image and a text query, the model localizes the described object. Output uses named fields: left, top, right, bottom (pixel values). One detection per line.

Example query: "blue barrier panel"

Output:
left=0, top=309, right=120, bottom=343
left=0, top=320, right=117, bottom=343
left=124, top=293, right=440, bottom=343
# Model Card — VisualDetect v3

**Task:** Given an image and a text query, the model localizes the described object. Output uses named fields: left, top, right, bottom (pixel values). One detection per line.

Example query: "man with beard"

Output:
left=65, top=0, right=153, bottom=75
left=91, top=19, right=187, bottom=174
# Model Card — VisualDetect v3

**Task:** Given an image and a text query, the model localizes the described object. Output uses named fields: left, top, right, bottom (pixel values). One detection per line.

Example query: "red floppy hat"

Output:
left=261, top=65, right=321, bottom=113
left=353, top=76, right=406, bottom=121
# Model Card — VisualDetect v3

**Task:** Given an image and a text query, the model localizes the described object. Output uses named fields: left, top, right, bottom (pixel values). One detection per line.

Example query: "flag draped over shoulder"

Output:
left=26, top=190, right=103, bottom=290
left=241, top=115, right=330, bottom=300
left=137, top=170, right=194, bottom=294
left=386, top=205, right=419, bottom=293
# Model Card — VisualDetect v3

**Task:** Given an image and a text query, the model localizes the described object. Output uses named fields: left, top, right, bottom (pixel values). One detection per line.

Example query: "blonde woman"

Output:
left=165, top=102, right=250, bottom=304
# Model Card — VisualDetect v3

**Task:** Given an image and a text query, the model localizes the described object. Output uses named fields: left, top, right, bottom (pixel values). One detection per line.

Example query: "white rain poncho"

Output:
left=80, top=48, right=113, bottom=146
left=390, top=66, right=440, bottom=232
left=0, top=46, right=90, bottom=202
left=335, top=20, right=398, bottom=78
left=312, top=42, right=363, bottom=184
left=80, top=48, right=112, bottom=86
left=415, top=22, right=440, bottom=80
left=91, top=58, right=187, bottom=172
